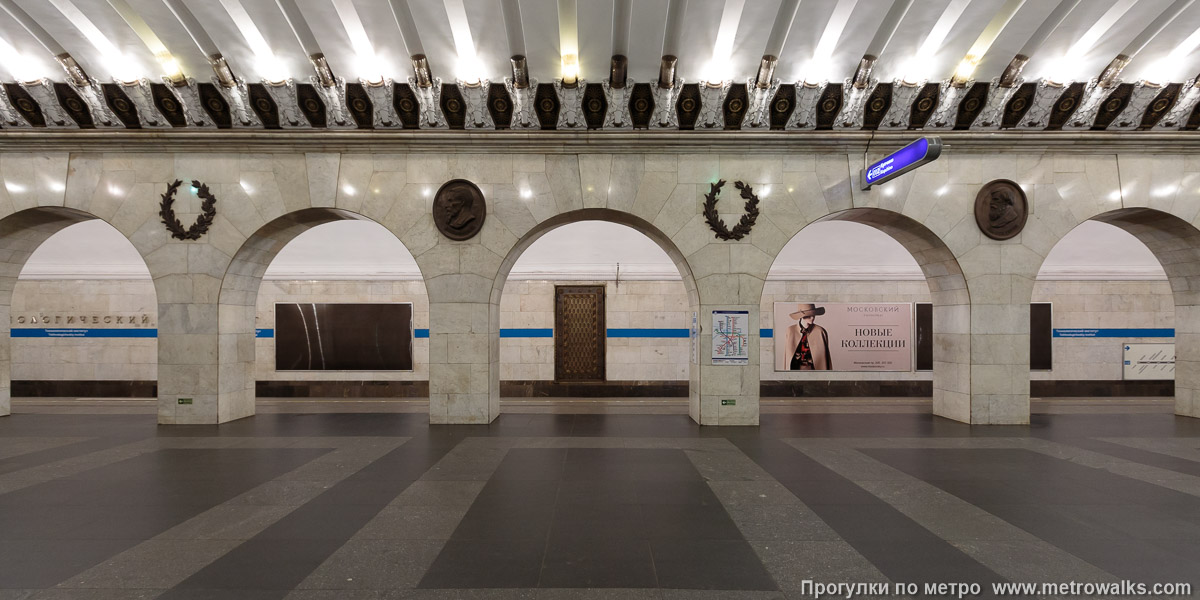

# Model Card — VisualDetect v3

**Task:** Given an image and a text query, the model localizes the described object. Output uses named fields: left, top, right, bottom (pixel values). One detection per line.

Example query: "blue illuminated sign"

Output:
left=861, top=137, right=943, bottom=190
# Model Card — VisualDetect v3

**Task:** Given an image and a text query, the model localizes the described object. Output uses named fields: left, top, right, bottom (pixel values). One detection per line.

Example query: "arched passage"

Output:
left=211, top=208, right=427, bottom=423
left=488, top=209, right=702, bottom=420
left=763, top=208, right=972, bottom=422
left=1031, top=208, right=1200, bottom=418
left=0, top=208, right=133, bottom=416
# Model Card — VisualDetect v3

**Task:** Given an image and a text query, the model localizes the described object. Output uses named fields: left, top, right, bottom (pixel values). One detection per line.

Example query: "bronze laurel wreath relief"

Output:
left=159, top=179, right=217, bottom=241
left=703, top=179, right=760, bottom=241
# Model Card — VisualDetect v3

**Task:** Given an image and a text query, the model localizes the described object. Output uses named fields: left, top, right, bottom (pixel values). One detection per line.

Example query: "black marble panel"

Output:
left=4, top=83, right=45, bottom=127
left=246, top=83, right=280, bottom=129
left=1187, top=99, right=1200, bottom=131
left=760, top=380, right=932, bottom=397
left=295, top=83, right=327, bottom=128
left=535, top=83, right=559, bottom=129
left=722, top=82, right=748, bottom=130
left=149, top=83, right=187, bottom=127
left=1000, top=82, right=1036, bottom=129
left=1092, top=83, right=1134, bottom=130
left=815, top=83, right=842, bottom=129
left=862, top=83, right=892, bottom=130
left=256, top=380, right=428, bottom=398
left=500, top=380, right=687, bottom=398
left=1141, top=83, right=1182, bottom=129
left=275, top=303, right=413, bottom=371
left=908, top=83, right=940, bottom=129
left=440, top=83, right=467, bottom=129
left=916, top=303, right=932, bottom=371
left=53, top=83, right=93, bottom=128
left=952, top=81, right=989, bottom=129
left=582, top=83, right=606, bottom=130
left=101, top=84, right=140, bottom=128
left=393, top=82, right=421, bottom=128
left=1046, top=82, right=1086, bottom=130
left=487, top=82, right=513, bottom=129
left=12, top=380, right=156, bottom=398
left=196, top=83, right=232, bottom=128
left=1032, top=380, right=1173, bottom=397
left=1030, top=303, right=1052, bottom=371
left=769, top=84, right=796, bottom=130
left=629, top=83, right=654, bottom=128
left=345, top=82, right=374, bottom=128
left=675, top=83, right=701, bottom=130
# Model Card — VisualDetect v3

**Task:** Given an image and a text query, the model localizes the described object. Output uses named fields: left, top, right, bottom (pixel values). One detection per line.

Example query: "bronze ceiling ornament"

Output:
left=703, top=180, right=760, bottom=241
left=974, top=179, right=1028, bottom=241
left=160, top=180, right=218, bottom=241
left=433, top=179, right=487, bottom=241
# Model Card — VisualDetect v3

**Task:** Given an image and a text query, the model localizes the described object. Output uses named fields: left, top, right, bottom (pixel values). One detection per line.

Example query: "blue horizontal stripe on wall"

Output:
left=607, top=328, right=690, bottom=338
left=11, top=328, right=157, bottom=338
left=761, top=329, right=773, bottom=338
left=1053, top=328, right=1174, bottom=338
left=258, top=328, right=429, bottom=338
left=500, top=328, right=554, bottom=338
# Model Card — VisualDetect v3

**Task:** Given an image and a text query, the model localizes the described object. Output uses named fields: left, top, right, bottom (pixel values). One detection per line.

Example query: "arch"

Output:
left=0, top=207, right=119, bottom=416
left=488, top=208, right=702, bottom=421
left=211, top=208, right=428, bottom=423
left=764, top=207, right=972, bottom=422
left=1031, top=208, right=1200, bottom=418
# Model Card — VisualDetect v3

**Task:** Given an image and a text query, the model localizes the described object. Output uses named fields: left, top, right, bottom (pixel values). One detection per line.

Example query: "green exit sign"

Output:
left=177, top=398, right=193, bottom=405
left=721, top=399, right=736, bottom=406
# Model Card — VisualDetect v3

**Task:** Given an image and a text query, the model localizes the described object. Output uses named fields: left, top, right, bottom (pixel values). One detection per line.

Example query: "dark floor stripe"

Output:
left=159, top=433, right=458, bottom=599
left=728, top=436, right=1009, bottom=591
left=0, top=448, right=328, bottom=588
left=865, top=447, right=1200, bottom=587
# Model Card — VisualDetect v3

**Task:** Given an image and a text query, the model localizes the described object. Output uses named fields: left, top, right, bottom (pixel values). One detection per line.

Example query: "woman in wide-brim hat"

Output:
left=784, top=303, right=832, bottom=370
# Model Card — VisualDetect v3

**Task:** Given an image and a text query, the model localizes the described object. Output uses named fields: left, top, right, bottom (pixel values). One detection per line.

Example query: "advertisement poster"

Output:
left=712, top=310, right=749, bottom=365
left=1123, top=343, right=1175, bottom=380
left=773, top=302, right=912, bottom=372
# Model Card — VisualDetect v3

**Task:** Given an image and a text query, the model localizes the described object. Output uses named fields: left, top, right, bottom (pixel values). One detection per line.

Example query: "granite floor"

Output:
left=0, top=408, right=1198, bottom=599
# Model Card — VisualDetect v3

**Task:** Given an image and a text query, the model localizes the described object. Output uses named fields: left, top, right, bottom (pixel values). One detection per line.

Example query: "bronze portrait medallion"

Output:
left=433, top=179, right=487, bottom=241
left=974, top=179, right=1028, bottom=240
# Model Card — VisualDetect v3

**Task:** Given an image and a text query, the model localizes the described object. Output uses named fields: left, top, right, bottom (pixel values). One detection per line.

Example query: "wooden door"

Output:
left=554, top=285, right=606, bottom=381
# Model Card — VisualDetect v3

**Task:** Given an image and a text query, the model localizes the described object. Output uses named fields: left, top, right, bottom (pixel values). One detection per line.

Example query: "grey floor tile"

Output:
left=707, top=481, right=804, bottom=509
left=750, top=540, right=888, bottom=592
left=58, top=539, right=242, bottom=590
left=226, top=480, right=334, bottom=506
left=725, top=505, right=842, bottom=541
left=157, top=504, right=297, bottom=541
left=390, top=480, right=486, bottom=508
left=25, top=590, right=164, bottom=600
left=295, top=539, right=446, bottom=590
left=355, top=505, right=468, bottom=540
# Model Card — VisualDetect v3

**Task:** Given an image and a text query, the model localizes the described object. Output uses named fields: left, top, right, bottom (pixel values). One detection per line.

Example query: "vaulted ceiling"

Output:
left=1, top=0, right=1199, bottom=132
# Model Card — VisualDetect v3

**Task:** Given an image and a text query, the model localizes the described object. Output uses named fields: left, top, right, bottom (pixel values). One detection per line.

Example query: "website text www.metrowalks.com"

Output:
left=798, top=580, right=1193, bottom=598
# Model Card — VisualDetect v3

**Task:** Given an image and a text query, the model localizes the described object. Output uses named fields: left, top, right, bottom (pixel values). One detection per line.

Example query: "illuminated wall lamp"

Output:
left=155, top=51, right=186, bottom=86
left=561, top=53, right=579, bottom=87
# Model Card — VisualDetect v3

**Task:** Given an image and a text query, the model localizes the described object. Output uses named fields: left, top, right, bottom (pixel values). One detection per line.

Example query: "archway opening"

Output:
left=761, top=208, right=971, bottom=422
left=213, top=209, right=427, bottom=423
left=2, top=209, right=156, bottom=416
left=489, top=210, right=701, bottom=417
left=1031, top=215, right=1179, bottom=413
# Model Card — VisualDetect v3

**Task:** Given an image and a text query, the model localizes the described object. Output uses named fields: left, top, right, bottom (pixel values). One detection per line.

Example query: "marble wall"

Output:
left=2, top=146, right=1199, bottom=424
left=9, top=279, right=156, bottom=381
left=1032, top=279, right=1175, bottom=381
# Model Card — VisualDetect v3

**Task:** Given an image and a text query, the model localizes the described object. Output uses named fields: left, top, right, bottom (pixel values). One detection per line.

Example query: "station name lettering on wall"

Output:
left=12, top=314, right=154, bottom=326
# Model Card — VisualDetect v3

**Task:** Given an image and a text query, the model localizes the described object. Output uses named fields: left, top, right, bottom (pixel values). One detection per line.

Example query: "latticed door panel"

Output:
left=554, top=285, right=606, bottom=381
